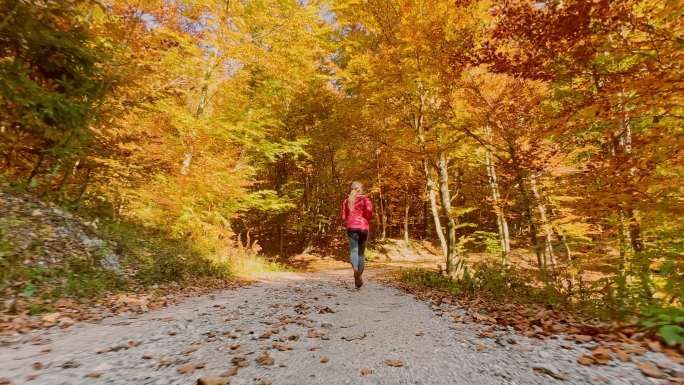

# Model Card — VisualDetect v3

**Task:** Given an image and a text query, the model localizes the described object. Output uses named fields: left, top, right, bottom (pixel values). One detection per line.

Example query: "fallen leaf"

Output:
left=577, top=355, right=595, bottom=365
left=415, top=331, right=424, bottom=336
left=570, top=334, right=593, bottom=343
left=231, top=357, right=248, bottom=368
left=614, top=349, right=631, bottom=362
left=318, top=306, right=335, bottom=314
left=84, top=372, right=103, bottom=378
left=384, top=359, right=404, bottom=367
left=255, top=352, right=274, bottom=366
left=40, top=313, right=60, bottom=324
left=60, top=360, right=80, bottom=369
left=638, top=362, right=665, bottom=379
left=360, top=367, right=373, bottom=376
left=178, top=364, right=197, bottom=375
left=591, top=347, right=612, bottom=365
left=272, top=343, right=291, bottom=351
left=475, top=343, right=487, bottom=352
left=341, top=333, right=366, bottom=341
left=183, top=345, right=200, bottom=355
left=0, top=378, right=10, bottom=385
left=32, top=362, right=43, bottom=370
left=197, top=377, right=230, bottom=385
left=646, top=340, right=662, bottom=352
left=142, top=352, right=154, bottom=360
left=533, top=365, right=567, bottom=380
left=259, top=331, right=272, bottom=339
left=320, top=356, right=329, bottom=363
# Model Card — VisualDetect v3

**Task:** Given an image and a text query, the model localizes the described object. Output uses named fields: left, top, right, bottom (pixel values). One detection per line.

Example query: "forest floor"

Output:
left=1, top=268, right=680, bottom=385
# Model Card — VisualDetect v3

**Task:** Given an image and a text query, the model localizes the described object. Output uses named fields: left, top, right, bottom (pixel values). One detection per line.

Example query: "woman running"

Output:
left=341, top=181, right=373, bottom=288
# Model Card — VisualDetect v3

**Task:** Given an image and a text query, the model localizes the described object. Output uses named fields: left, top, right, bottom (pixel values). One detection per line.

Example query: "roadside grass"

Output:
left=229, top=253, right=290, bottom=276
left=397, top=260, right=684, bottom=347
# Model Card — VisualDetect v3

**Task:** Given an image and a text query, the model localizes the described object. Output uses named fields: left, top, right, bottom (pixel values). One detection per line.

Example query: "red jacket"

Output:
left=341, top=194, right=373, bottom=231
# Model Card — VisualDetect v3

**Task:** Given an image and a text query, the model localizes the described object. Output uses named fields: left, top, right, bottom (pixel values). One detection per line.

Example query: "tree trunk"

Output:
left=484, top=131, right=510, bottom=266
left=72, top=168, right=91, bottom=207
left=510, top=153, right=542, bottom=268
left=403, top=189, right=410, bottom=243
left=423, top=159, right=447, bottom=257
left=529, top=174, right=555, bottom=267
left=56, top=159, right=79, bottom=198
left=26, top=151, right=45, bottom=186
left=415, top=109, right=447, bottom=259
left=436, top=151, right=459, bottom=276
left=376, top=151, right=387, bottom=240
left=423, top=199, right=430, bottom=238
left=181, top=65, right=211, bottom=176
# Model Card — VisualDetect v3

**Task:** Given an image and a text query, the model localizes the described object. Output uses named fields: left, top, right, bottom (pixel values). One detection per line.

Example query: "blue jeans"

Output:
left=347, top=230, right=368, bottom=274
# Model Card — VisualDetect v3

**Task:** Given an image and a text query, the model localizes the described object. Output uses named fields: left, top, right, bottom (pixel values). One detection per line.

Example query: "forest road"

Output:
left=0, top=269, right=673, bottom=385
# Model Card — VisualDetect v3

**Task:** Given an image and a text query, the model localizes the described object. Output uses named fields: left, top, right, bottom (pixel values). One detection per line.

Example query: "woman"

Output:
left=341, top=181, right=373, bottom=288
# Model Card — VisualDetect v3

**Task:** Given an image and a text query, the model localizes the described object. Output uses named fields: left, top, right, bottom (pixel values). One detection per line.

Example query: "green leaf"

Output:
left=658, top=325, right=684, bottom=346
left=21, top=283, right=36, bottom=297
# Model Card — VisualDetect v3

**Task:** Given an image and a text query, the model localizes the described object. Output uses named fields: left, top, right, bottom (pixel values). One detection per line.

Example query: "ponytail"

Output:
left=348, top=181, right=362, bottom=211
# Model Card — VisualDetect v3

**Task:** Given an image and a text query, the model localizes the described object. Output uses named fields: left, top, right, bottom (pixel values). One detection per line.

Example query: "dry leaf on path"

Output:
left=637, top=362, right=665, bottom=379
left=320, top=356, right=329, bottom=363
left=272, top=343, right=291, bottom=351
left=177, top=364, right=197, bottom=375
left=591, top=347, right=612, bottom=365
left=577, top=355, right=595, bottom=366
left=183, top=345, right=200, bottom=355
left=646, top=340, right=662, bottom=352
left=384, top=359, right=404, bottom=367
left=197, top=377, right=230, bottom=385
left=570, top=334, right=593, bottom=343
left=341, top=333, right=367, bottom=341
left=360, top=367, right=373, bottom=376
left=256, top=352, right=274, bottom=366
left=614, top=349, right=631, bottom=362
left=60, top=360, right=80, bottom=369
left=231, top=356, right=249, bottom=368
left=532, top=365, right=567, bottom=381
left=259, top=331, right=272, bottom=339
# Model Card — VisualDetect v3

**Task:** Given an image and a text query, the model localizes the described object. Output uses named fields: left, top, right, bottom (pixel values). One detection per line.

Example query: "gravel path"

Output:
left=0, top=270, right=677, bottom=385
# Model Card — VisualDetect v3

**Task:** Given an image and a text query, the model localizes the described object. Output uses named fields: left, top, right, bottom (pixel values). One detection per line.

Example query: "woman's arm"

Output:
left=363, top=197, right=373, bottom=220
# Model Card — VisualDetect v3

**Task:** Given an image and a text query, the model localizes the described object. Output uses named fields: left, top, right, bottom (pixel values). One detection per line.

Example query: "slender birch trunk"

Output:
left=403, top=189, right=410, bottom=243
left=529, top=173, right=555, bottom=267
left=423, top=159, right=447, bottom=257
left=415, top=106, right=447, bottom=259
left=181, top=66, right=211, bottom=176
left=510, top=152, right=542, bottom=267
left=484, top=127, right=510, bottom=265
left=436, top=151, right=459, bottom=275
left=376, top=150, right=387, bottom=240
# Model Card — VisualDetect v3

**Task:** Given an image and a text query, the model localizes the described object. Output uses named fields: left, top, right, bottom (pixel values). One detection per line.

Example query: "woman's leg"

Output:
left=357, top=231, right=368, bottom=274
left=347, top=230, right=360, bottom=271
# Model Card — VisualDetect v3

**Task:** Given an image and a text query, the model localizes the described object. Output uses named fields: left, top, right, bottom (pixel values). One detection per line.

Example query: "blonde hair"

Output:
left=348, top=181, right=363, bottom=210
